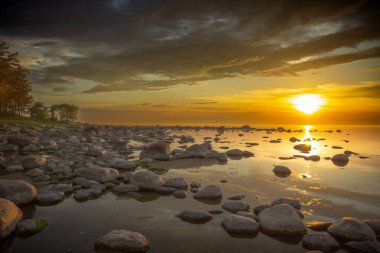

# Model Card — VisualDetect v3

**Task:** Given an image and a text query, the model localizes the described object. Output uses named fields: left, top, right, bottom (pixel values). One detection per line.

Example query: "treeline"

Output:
left=0, top=41, right=78, bottom=121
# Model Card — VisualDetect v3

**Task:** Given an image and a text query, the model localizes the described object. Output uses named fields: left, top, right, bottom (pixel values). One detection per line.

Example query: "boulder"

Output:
left=16, top=219, right=48, bottom=237
left=173, top=190, right=187, bottom=199
left=221, top=214, right=259, bottom=234
left=345, top=240, right=380, bottom=253
left=0, top=198, right=23, bottom=238
left=328, top=217, right=376, bottom=242
left=222, top=201, right=250, bottom=213
left=193, top=185, right=222, bottom=199
left=273, top=165, right=291, bottom=177
left=226, top=149, right=244, bottom=156
left=332, top=154, right=349, bottom=167
left=95, top=230, right=150, bottom=252
left=164, top=177, right=188, bottom=188
left=258, top=204, right=306, bottom=235
left=178, top=210, right=213, bottom=223
left=130, top=170, right=164, bottom=190
left=271, top=197, right=301, bottom=210
left=139, top=142, right=170, bottom=161
left=36, top=191, right=65, bottom=205
left=109, top=158, right=135, bottom=171
left=0, top=180, right=37, bottom=205
left=302, top=233, right=340, bottom=252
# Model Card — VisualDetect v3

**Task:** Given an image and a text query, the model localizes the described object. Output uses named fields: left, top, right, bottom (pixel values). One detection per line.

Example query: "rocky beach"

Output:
left=0, top=122, right=379, bottom=253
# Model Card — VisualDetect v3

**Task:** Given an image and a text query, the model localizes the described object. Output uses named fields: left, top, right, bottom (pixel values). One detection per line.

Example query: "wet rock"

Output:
left=0, top=198, right=23, bottom=239
left=130, top=170, right=164, bottom=190
left=236, top=211, right=259, bottom=221
left=345, top=240, right=380, bottom=253
left=173, top=190, right=187, bottom=199
left=222, top=201, right=250, bottom=213
left=179, top=210, right=213, bottom=223
left=24, top=168, right=44, bottom=177
left=332, top=146, right=343, bottom=149
left=304, top=155, right=321, bottom=162
left=328, top=217, right=376, bottom=242
left=294, top=144, right=311, bottom=152
left=271, top=197, right=301, bottom=210
left=95, top=229, right=150, bottom=252
left=253, top=204, right=270, bottom=215
left=113, top=184, right=139, bottom=194
left=226, top=149, right=244, bottom=156
left=302, top=233, right=340, bottom=252
left=0, top=180, right=37, bottom=205
left=306, top=221, right=333, bottom=231
left=5, top=164, right=24, bottom=172
left=221, top=214, right=259, bottom=235
left=140, top=142, right=170, bottom=161
left=332, top=154, right=349, bottom=167
left=164, top=177, right=188, bottom=188
left=173, top=143, right=226, bottom=162
left=86, top=145, right=106, bottom=157
left=364, top=220, right=380, bottom=234
left=36, top=191, right=65, bottom=205
left=22, top=155, right=46, bottom=170
left=109, top=158, right=135, bottom=171
left=289, top=137, right=300, bottom=142
left=74, top=166, right=119, bottom=183
left=258, top=204, right=306, bottom=235
left=74, top=187, right=102, bottom=201
left=193, top=185, right=222, bottom=199
left=16, top=219, right=48, bottom=237
left=190, top=182, right=201, bottom=188
left=273, top=165, right=291, bottom=177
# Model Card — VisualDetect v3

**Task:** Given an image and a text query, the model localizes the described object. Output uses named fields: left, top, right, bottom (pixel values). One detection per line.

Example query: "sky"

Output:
left=1, top=0, right=380, bottom=125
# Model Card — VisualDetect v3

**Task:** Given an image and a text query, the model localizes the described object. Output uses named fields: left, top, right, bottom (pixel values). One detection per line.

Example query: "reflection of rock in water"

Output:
left=265, top=234, right=303, bottom=245
left=130, top=192, right=160, bottom=203
left=194, top=198, right=222, bottom=205
left=1, top=235, right=16, bottom=253
left=146, top=167, right=170, bottom=175
left=20, top=205, right=37, bottom=219
left=332, top=154, right=349, bottom=167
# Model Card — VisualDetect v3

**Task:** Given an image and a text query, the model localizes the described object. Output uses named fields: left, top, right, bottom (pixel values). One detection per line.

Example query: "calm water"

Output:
left=3, top=125, right=380, bottom=253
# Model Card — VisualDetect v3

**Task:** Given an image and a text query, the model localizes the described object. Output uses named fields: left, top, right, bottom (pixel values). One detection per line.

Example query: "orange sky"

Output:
left=2, top=1, right=380, bottom=125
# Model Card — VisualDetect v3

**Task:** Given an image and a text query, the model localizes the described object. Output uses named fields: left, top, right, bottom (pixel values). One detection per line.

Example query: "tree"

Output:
left=29, top=101, right=48, bottom=119
left=51, top=103, right=79, bottom=121
left=0, top=41, right=33, bottom=117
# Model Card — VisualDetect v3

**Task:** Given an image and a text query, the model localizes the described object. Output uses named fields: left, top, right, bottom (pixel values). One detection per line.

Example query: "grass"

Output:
left=0, top=115, right=80, bottom=127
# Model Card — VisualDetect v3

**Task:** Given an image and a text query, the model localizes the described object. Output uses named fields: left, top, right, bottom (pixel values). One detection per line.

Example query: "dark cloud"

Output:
left=1, top=0, right=379, bottom=92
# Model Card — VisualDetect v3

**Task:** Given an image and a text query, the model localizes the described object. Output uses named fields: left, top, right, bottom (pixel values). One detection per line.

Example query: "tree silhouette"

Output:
left=0, top=41, right=33, bottom=116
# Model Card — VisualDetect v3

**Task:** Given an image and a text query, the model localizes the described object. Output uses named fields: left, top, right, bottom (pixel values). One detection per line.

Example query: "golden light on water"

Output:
left=291, top=94, right=325, bottom=114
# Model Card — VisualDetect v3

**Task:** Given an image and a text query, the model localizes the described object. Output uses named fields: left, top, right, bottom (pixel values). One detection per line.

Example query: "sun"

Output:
left=291, top=94, right=325, bottom=114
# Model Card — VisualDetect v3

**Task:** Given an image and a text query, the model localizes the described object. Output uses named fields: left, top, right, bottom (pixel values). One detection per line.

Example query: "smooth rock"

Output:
left=154, top=186, right=177, bottom=194
left=140, top=142, right=170, bottom=161
left=222, top=201, right=250, bottom=213
left=328, top=217, right=376, bottom=242
left=236, top=211, right=259, bottom=221
left=294, top=144, right=311, bottom=152
left=302, top=233, right=340, bottom=252
left=364, top=220, right=380, bottom=234
left=36, top=191, right=65, bottom=205
left=345, top=240, right=380, bottom=253
left=253, top=204, right=270, bottom=215
left=16, top=219, right=48, bottom=237
left=221, top=214, right=259, bottom=234
left=130, top=170, right=164, bottom=190
left=179, top=210, right=213, bottom=223
left=273, top=165, right=291, bottom=177
left=0, top=180, right=37, bottom=205
left=193, top=185, right=222, bottom=199
left=74, top=166, right=119, bottom=183
left=22, top=155, right=46, bottom=170
left=113, top=184, right=139, bottom=193
left=0, top=198, right=23, bottom=238
left=271, top=197, right=301, bottom=210
left=331, top=154, right=349, bottom=166
left=25, top=168, right=44, bottom=177
left=109, top=158, right=135, bottom=171
left=173, top=190, right=187, bottom=199
left=164, top=177, right=188, bottom=188
left=259, top=204, right=306, bottom=235
left=95, top=229, right=150, bottom=252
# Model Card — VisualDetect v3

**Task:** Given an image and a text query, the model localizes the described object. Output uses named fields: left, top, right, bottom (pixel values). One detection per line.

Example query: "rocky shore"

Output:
left=0, top=122, right=379, bottom=252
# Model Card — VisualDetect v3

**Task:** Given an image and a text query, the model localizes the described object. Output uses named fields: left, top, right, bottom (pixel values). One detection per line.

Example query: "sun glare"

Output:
left=291, top=94, right=325, bottom=114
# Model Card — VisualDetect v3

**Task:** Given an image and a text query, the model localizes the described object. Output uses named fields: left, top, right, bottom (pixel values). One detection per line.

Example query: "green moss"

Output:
left=34, top=219, right=48, bottom=232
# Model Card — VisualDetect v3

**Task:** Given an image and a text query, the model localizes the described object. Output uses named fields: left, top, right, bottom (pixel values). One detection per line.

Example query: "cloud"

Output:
left=1, top=0, right=379, bottom=92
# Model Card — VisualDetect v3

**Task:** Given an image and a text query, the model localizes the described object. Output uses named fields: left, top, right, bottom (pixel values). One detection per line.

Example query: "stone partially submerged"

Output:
left=272, top=166, right=291, bottom=177
left=258, top=204, right=306, bottom=236
left=0, top=180, right=37, bottom=205
left=221, top=215, right=259, bottom=235
left=178, top=210, right=213, bottom=223
left=74, top=166, right=119, bottom=183
left=130, top=170, right=164, bottom=190
left=139, top=142, right=170, bottom=161
left=193, top=185, right=222, bottom=199
left=0, top=198, right=23, bottom=239
left=222, top=201, right=250, bottom=213
left=327, top=217, right=376, bottom=242
left=16, top=219, right=48, bottom=237
left=95, top=229, right=150, bottom=252
left=331, top=154, right=349, bottom=167
left=302, top=233, right=340, bottom=252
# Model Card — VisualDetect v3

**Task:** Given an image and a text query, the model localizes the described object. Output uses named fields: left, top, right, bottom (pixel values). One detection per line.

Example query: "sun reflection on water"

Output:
left=302, top=125, right=320, bottom=155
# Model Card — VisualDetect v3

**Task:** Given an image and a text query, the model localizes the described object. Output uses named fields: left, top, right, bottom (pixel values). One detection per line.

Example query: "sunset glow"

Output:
left=291, top=94, right=325, bottom=114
